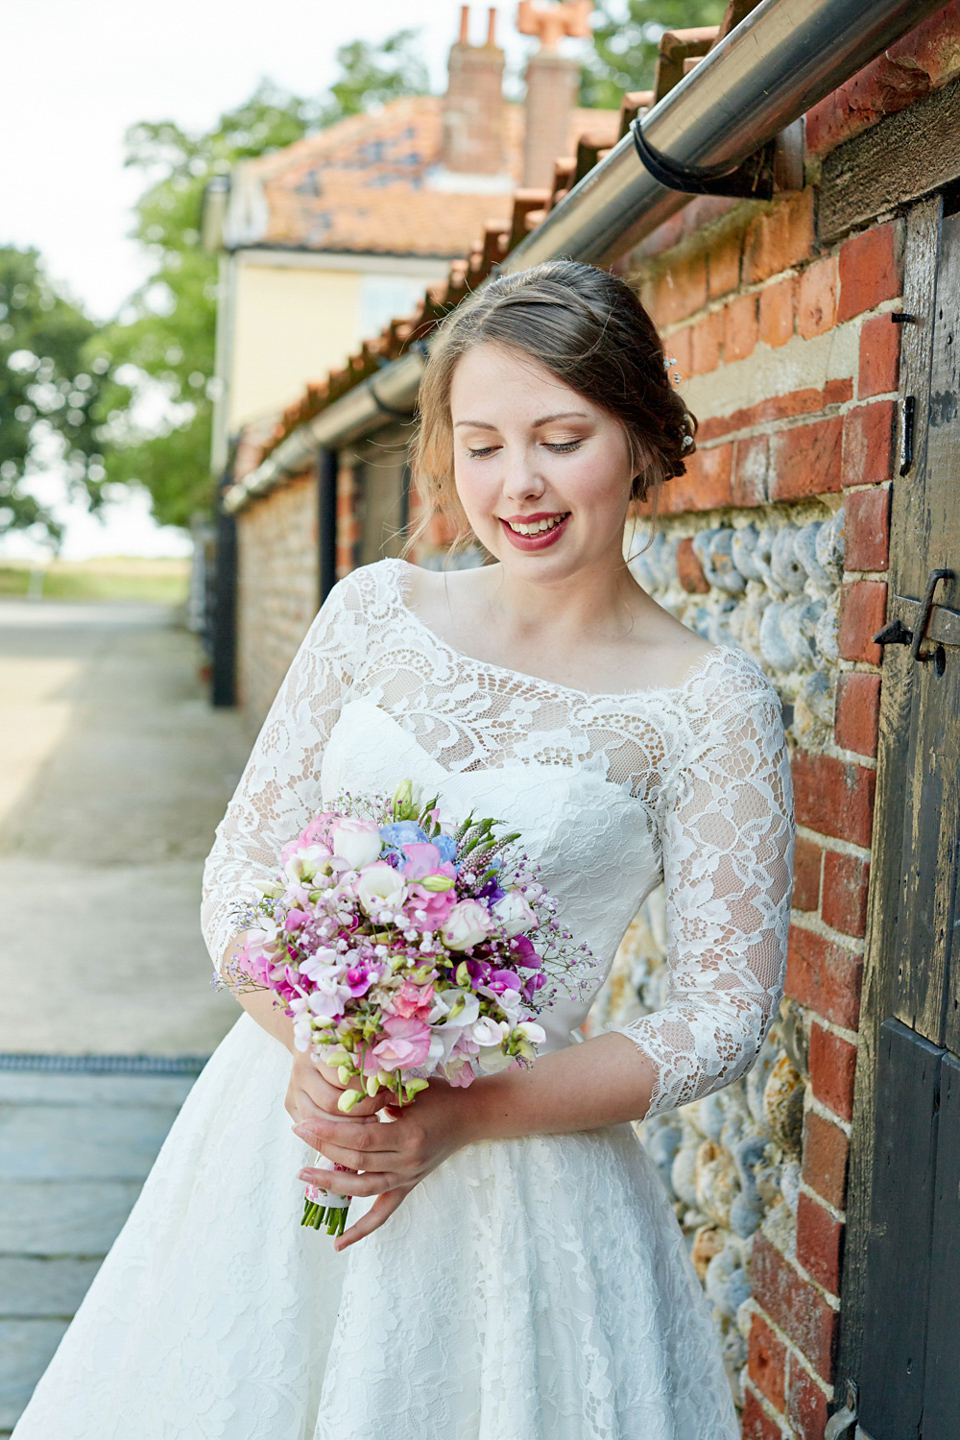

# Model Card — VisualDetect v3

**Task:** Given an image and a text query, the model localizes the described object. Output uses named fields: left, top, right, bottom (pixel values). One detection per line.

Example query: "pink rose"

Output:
left=372, top=1014, right=432, bottom=1071
left=441, top=899, right=492, bottom=951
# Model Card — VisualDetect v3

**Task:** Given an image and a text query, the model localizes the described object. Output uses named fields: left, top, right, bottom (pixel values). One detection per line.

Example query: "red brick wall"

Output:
left=628, top=162, right=902, bottom=1436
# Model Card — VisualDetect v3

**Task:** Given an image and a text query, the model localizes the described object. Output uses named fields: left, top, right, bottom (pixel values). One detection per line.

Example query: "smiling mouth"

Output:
left=503, top=513, right=570, bottom=536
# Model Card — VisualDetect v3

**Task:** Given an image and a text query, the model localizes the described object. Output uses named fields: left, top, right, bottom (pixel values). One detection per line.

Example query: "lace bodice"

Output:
left=201, top=558, right=794, bottom=1116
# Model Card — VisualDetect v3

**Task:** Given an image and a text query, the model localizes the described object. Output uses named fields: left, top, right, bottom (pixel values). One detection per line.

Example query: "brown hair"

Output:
left=410, top=259, right=697, bottom=548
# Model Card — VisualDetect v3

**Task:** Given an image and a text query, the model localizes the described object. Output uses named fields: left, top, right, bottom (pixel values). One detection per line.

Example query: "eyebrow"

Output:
left=453, top=411, right=590, bottom=429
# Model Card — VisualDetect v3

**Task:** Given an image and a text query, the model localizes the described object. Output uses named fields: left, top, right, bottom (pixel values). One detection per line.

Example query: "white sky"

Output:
left=0, top=0, right=550, bottom=560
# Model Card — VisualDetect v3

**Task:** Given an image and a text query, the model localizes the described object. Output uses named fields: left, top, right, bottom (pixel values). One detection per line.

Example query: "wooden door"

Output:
left=838, top=193, right=960, bottom=1440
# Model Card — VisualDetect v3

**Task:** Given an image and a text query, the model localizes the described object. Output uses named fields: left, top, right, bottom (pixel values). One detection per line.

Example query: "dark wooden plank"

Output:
left=820, top=77, right=960, bottom=243
left=858, top=1020, right=943, bottom=1440
left=922, top=1051, right=960, bottom=1440
left=837, top=196, right=942, bottom=1388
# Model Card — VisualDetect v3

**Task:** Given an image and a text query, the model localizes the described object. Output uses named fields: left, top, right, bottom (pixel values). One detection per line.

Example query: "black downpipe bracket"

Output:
left=318, top=448, right=338, bottom=608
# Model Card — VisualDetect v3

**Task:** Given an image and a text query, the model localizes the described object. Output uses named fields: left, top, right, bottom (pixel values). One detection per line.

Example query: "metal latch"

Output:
left=824, top=1378, right=858, bottom=1440
left=874, top=567, right=956, bottom=674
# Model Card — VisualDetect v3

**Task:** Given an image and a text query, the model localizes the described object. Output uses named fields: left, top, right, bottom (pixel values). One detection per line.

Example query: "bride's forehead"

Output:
left=450, top=343, right=589, bottom=415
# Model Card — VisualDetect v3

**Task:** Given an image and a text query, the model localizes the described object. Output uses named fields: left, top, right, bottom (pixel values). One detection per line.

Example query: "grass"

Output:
left=0, top=557, right=191, bottom=605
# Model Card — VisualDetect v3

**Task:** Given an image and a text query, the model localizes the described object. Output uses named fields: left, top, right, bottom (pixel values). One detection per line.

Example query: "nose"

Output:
left=500, top=446, right=546, bottom=504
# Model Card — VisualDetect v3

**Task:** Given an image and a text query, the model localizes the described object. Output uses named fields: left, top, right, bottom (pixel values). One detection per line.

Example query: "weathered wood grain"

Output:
left=820, top=78, right=960, bottom=243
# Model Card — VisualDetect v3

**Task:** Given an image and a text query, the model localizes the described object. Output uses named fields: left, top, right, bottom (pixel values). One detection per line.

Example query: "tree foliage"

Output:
left=580, top=0, right=728, bottom=108
left=0, top=246, right=123, bottom=544
left=103, top=31, right=430, bottom=529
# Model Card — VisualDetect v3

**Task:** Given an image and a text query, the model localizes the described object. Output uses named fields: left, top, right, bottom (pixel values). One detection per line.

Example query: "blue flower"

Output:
left=432, top=833, right=458, bottom=865
left=379, top=821, right=428, bottom=849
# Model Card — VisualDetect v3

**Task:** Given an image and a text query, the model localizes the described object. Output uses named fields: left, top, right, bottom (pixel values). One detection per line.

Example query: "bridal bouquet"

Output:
left=229, top=780, right=590, bottom=1236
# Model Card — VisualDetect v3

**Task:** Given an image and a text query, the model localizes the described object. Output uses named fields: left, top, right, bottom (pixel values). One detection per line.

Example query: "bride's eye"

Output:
left=544, top=439, right=583, bottom=453
left=466, top=445, right=499, bottom=458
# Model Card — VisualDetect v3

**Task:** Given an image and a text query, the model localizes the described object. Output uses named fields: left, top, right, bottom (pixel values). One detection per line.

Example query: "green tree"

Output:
left=0, top=246, right=123, bottom=544
left=580, top=0, right=727, bottom=108
left=105, top=30, right=429, bottom=530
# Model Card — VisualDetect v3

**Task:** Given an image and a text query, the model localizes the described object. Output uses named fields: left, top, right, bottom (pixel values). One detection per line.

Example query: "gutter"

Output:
left=224, top=0, right=943, bottom=515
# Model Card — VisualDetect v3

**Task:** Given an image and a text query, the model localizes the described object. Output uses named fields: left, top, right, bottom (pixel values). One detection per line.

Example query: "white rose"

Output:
left=441, top=899, right=492, bottom=951
left=491, top=889, right=537, bottom=936
left=355, top=861, right=406, bottom=915
left=330, top=818, right=382, bottom=871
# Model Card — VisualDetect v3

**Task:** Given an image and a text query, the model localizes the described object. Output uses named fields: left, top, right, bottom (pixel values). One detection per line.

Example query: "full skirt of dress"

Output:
left=13, top=1014, right=739, bottom=1440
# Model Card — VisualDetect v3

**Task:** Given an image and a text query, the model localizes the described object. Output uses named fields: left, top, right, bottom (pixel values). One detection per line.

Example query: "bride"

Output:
left=13, top=260, right=794, bottom=1439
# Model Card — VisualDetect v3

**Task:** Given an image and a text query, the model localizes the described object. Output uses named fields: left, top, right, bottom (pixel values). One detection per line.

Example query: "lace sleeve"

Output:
left=200, top=575, right=365, bottom=971
left=613, top=666, right=795, bottom=1117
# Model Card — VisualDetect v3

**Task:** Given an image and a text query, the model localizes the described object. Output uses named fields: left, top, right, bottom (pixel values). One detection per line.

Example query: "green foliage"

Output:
left=0, top=246, right=124, bottom=544
left=321, top=29, right=429, bottom=124
left=104, top=31, right=430, bottom=530
left=580, top=0, right=728, bottom=108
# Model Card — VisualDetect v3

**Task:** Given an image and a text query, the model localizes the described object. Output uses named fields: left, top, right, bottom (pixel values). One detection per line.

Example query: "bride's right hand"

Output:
left=285, top=1048, right=387, bottom=1125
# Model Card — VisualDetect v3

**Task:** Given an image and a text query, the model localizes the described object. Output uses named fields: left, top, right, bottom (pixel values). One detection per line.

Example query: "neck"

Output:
left=481, top=547, right=647, bottom=642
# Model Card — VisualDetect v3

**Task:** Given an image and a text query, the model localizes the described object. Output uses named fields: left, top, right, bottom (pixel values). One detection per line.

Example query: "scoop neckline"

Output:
left=387, top=558, right=729, bottom=704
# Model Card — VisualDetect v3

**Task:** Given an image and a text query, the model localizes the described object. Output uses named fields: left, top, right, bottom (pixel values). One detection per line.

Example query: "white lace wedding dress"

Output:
left=14, top=558, right=794, bottom=1440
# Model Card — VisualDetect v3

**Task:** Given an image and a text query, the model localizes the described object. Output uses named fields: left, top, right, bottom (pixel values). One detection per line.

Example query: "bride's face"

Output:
left=449, top=341, right=636, bottom=580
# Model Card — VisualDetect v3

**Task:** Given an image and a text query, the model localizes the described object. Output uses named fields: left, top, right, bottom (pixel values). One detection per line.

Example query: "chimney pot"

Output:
left=460, top=5, right=470, bottom=43
left=487, top=7, right=497, bottom=45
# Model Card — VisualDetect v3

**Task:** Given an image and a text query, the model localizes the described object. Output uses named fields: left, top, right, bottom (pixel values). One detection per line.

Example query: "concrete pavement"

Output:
left=0, top=599, right=256, bottom=1431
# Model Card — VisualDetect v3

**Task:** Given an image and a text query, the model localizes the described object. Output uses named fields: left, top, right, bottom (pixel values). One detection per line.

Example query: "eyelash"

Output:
left=466, top=440, right=583, bottom=459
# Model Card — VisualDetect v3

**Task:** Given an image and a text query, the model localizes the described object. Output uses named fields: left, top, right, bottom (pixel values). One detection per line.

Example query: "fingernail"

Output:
left=292, top=1126, right=309, bottom=1140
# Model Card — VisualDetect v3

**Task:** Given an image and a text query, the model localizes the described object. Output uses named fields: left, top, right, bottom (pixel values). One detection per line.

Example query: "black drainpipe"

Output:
left=318, top=448, right=338, bottom=607
left=210, top=471, right=238, bottom=707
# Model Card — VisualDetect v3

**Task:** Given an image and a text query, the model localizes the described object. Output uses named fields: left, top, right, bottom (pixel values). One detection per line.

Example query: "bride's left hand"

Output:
left=292, top=1079, right=473, bottom=1251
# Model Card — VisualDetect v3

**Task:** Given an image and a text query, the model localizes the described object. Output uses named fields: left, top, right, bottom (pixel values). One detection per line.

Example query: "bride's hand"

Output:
left=292, top=1079, right=472, bottom=1252
left=284, top=1048, right=387, bottom=1125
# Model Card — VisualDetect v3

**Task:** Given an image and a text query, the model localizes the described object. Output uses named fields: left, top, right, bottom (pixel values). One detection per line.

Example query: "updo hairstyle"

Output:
left=411, top=259, right=697, bottom=547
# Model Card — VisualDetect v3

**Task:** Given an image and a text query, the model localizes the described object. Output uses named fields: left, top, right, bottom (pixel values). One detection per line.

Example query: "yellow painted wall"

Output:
left=228, top=264, right=362, bottom=431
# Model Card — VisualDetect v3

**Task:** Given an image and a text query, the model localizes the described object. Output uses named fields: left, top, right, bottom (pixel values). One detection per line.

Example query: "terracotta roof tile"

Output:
left=234, top=96, right=617, bottom=257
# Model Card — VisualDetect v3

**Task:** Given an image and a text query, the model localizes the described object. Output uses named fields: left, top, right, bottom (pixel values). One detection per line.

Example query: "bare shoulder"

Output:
left=400, top=560, right=492, bottom=630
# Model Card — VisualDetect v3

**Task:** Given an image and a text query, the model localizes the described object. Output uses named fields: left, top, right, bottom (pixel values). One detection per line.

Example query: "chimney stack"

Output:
left=440, top=6, right=506, bottom=176
left=518, top=0, right=592, bottom=190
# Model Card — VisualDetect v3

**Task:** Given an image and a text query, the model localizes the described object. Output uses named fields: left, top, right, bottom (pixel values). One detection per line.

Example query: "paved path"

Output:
left=0, top=600, right=255, bottom=1431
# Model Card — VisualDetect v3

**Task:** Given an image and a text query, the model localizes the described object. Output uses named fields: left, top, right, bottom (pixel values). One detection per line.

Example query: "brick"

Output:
left=758, top=276, right=795, bottom=348
left=797, top=257, right=838, bottom=339
left=809, top=1020, right=858, bottom=1121
left=837, top=223, right=901, bottom=321
left=742, top=1389, right=784, bottom=1440
left=822, top=851, right=870, bottom=938
left=802, top=1109, right=850, bottom=1211
left=786, top=925, right=864, bottom=1030
left=844, top=486, right=890, bottom=571
left=751, top=1233, right=840, bottom=1380
left=797, top=1191, right=845, bottom=1293
left=653, top=253, right=708, bottom=325
left=786, top=1354, right=831, bottom=1440
left=707, top=229, right=742, bottom=298
left=824, top=376, right=854, bottom=407
left=676, top=536, right=709, bottom=593
left=690, top=310, right=722, bottom=374
left=792, top=836, right=822, bottom=912
left=769, top=417, right=843, bottom=501
left=806, top=6, right=960, bottom=157
left=835, top=671, right=881, bottom=758
left=838, top=580, right=887, bottom=665
left=748, top=1313, right=787, bottom=1411
left=669, top=326, right=692, bottom=382
left=793, top=750, right=875, bottom=847
left=723, top=292, right=759, bottom=362
left=663, top=443, right=733, bottom=514
left=744, top=191, right=815, bottom=284
left=732, top=434, right=768, bottom=506
left=858, top=312, right=901, bottom=398
left=842, top=400, right=896, bottom=485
